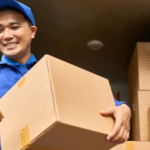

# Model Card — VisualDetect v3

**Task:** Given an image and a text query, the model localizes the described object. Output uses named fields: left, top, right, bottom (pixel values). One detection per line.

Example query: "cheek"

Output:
left=0, top=35, right=4, bottom=50
left=0, top=34, right=3, bottom=43
left=15, top=29, right=31, bottom=44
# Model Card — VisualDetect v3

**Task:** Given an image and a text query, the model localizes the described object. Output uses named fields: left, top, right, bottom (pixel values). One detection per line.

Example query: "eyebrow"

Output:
left=10, top=22, right=21, bottom=25
left=0, top=22, right=21, bottom=27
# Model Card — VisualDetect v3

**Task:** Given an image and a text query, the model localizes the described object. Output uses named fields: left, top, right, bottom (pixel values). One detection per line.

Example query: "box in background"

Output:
left=128, top=42, right=150, bottom=141
left=128, top=42, right=150, bottom=92
left=129, top=90, right=150, bottom=141
left=0, top=55, right=116, bottom=150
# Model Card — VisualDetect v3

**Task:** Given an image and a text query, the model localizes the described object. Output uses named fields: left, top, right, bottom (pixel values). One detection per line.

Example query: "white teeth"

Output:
left=5, top=43, right=17, bottom=47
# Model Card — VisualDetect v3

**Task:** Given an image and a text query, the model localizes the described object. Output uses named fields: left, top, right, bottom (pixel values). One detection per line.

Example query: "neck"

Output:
left=12, top=52, right=31, bottom=64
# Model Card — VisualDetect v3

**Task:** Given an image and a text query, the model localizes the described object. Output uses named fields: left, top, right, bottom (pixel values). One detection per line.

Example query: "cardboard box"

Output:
left=129, top=91, right=150, bottom=141
left=110, top=141, right=150, bottom=150
left=128, top=42, right=150, bottom=141
left=0, top=55, right=116, bottom=150
left=148, top=107, right=150, bottom=141
left=128, top=42, right=150, bottom=91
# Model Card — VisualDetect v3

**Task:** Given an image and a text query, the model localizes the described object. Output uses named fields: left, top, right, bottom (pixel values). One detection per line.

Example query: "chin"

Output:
left=4, top=52, right=21, bottom=59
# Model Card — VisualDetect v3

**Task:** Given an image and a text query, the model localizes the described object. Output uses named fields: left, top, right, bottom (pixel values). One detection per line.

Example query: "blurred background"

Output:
left=1, top=0, right=150, bottom=104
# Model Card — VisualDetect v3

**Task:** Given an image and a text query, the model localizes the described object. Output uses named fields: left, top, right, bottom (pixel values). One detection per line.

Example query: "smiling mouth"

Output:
left=4, top=42, right=19, bottom=48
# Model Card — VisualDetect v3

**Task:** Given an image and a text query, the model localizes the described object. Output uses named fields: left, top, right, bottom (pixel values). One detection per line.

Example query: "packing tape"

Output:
left=21, top=125, right=63, bottom=150
left=0, top=110, right=4, bottom=121
left=21, top=125, right=31, bottom=150
left=18, top=76, right=26, bottom=88
left=126, top=142, right=134, bottom=150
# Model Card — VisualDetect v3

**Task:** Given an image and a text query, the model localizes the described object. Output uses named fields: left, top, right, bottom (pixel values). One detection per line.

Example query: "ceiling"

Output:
left=1, top=0, right=150, bottom=86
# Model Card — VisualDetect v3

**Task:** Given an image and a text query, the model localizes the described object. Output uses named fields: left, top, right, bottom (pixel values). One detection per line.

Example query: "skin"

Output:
left=100, top=104, right=131, bottom=144
left=0, top=10, right=37, bottom=64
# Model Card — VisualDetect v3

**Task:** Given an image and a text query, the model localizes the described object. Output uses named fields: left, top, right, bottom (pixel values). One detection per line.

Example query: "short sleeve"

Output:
left=114, top=99, right=129, bottom=107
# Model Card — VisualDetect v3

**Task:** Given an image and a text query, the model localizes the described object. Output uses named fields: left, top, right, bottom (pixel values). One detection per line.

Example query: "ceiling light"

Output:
left=87, top=40, right=103, bottom=50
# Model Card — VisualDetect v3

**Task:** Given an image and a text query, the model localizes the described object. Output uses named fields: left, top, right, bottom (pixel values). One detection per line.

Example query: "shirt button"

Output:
left=22, top=66, right=25, bottom=68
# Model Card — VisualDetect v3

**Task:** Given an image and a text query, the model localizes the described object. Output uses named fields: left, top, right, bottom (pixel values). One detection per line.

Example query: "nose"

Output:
left=3, top=28, right=14, bottom=41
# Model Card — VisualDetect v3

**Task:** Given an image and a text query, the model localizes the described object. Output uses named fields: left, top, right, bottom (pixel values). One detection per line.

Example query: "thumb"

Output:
left=100, top=107, right=116, bottom=116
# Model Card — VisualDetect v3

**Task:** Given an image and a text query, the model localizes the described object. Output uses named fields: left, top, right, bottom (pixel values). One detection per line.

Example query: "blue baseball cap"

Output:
left=0, top=0, right=35, bottom=25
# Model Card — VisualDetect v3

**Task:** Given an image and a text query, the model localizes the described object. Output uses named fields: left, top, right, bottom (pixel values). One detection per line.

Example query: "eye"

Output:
left=0, top=29, right=3, bottom=33
left=12, top=26, right=19, bottom=29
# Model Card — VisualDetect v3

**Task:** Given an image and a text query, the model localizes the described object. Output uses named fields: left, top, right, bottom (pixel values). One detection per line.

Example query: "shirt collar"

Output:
left=1, top=54, right=37, bottom=65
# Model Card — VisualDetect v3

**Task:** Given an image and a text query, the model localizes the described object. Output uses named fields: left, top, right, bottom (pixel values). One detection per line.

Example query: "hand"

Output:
left=100, top=104, right=131, bottom=144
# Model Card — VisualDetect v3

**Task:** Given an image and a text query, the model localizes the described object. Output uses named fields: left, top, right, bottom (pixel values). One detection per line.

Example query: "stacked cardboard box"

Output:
left=110, top=141, right=150, bottom=150
left=128, top=42, right=150, bottom=141
left=0, top=55, right=117, bottom=150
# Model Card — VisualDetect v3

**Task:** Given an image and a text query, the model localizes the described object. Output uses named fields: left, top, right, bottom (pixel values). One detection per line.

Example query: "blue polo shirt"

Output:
left=0, top=54, right=37, bottom=99
left=114, top=99, right=125, bottom=106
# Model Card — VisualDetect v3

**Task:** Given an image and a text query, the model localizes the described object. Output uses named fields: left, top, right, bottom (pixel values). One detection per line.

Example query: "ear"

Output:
left=30, top=26, right=37, bottom=39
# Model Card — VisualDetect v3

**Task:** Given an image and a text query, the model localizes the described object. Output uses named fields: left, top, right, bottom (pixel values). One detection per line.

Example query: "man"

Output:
left=0, top=0, right=131, bottom=147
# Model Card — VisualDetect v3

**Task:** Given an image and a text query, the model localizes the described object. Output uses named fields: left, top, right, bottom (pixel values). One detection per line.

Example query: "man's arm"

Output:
left=100, top=100, right=131, bottom=144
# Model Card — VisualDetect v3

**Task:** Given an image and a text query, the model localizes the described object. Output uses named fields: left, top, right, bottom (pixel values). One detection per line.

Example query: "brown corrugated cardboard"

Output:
left=0, top=55, right=116, bottom=150
left=128, top=42, right=150, bottom=91
left=110, top=141, right=150, bottom=150
left=148, top=107, right=150, bottom=141
left=129, top=91, right=150, bottom=141
left=128, top=42, right=150, bottom=141
left=129, top=90, right=140, bottom=141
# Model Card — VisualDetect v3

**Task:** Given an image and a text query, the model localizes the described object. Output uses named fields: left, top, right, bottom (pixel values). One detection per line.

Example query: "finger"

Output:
left=127, top=122, right=130, bottom=132
left=119, top=131, right=129, bottom=144
left=120, top=130, right=130, bottom=144
left=124, top=121, right=130, bottom=135
left=126, top=132, right=130, bottom=141
left=111, top=117, right=130, bottom=143
left=119, top=129, right=127, bottom=144
left=117, top=118, right=130, bottom=143
left=107, top=116, right=123, bottom=140
left=100, top=107, right=115, bottom=116
left=109, top=126, right=125, bottom=143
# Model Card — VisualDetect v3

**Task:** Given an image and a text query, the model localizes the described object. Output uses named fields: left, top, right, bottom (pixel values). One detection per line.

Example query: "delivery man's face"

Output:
left=0, top=10, right=37, bottom=60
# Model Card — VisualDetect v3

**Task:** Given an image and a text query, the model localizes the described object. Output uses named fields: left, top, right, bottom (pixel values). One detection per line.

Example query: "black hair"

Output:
left=0, top=7, right=32, bottom=27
